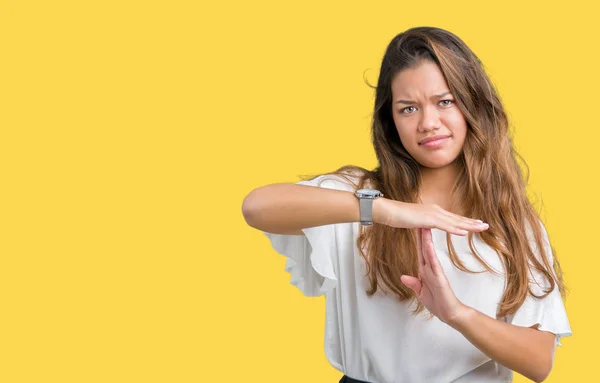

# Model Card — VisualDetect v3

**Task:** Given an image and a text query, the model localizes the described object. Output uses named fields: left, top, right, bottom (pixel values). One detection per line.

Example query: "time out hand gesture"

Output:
left=400, top=228, right=477, bottom=324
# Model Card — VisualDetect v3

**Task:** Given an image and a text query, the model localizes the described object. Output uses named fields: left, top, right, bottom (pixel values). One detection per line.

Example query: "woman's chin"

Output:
left=417, top=156, right=458, bottom=170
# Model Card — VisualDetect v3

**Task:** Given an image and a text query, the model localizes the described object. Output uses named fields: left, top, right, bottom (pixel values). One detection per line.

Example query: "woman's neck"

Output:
left=418, top=163, right=462, bottom=213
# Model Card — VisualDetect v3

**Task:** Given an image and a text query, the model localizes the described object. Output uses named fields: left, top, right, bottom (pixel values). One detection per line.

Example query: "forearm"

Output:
left=242, top=183, right=389, bottom=234
left=448, top=306, right=555, bottom=382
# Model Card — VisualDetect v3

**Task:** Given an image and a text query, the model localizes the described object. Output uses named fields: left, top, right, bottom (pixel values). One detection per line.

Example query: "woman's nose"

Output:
left=418, top=106, right=442, bottom=132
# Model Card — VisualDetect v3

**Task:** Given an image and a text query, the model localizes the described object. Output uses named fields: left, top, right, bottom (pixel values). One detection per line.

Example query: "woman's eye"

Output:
left=439, top=99, right=454, bottom=107
left=401, top=106, right=417, bottom=114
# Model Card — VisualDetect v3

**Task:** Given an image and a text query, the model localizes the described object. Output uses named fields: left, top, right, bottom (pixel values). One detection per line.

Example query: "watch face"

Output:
left=356, top=189, right=382, bottom=198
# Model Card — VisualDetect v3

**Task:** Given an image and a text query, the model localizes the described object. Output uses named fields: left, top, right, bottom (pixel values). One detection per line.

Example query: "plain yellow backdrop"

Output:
left=1, top=0, right=597, bottom=382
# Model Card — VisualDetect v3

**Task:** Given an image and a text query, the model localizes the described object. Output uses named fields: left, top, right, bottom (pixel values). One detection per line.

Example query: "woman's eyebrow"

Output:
left=394, top=91, right=452, bottom=104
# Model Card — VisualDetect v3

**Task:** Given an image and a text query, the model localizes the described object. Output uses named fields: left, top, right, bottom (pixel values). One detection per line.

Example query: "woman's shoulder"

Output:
left=298, top=166, right=373, bottom=192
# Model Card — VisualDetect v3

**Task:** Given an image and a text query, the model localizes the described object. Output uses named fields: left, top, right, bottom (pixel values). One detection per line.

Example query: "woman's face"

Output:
left=391, top=61, right=467, bottom=169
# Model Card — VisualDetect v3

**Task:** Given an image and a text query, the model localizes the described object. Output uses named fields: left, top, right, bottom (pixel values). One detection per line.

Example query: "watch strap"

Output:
left=359, top=197, right=374, bottom=226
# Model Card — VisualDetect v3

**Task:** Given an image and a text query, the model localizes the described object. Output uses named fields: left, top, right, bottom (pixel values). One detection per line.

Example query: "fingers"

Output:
left=400, top=275, right=422, bottom=295
left=416, top=228, right=425, bottom=267
left=420, top=227, right=427, bottom=267
left=433, top=207, right=489, bottom=236
left=422, top=228, right=441, bottom=277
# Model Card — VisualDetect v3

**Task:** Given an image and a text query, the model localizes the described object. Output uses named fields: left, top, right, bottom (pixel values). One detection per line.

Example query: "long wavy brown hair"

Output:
left=303, top=26, right=566, bottom=318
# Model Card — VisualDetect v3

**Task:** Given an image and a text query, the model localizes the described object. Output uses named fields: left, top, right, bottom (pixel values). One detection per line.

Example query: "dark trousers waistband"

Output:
left=339, top=375, right=371, bottom=383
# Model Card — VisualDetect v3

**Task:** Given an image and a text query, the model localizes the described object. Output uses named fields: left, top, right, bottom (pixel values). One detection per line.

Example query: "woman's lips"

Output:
left=420, top=136, right=450, bottom=148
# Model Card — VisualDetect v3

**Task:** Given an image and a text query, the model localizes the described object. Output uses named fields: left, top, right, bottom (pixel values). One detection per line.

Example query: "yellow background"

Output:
left=1, top=0, right=596, bottom=382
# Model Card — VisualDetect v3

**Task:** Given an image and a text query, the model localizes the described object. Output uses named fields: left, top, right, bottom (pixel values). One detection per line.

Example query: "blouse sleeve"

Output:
left=262, top=173, right=358, bottom=297
left=504, top=221, right=572, bottom=347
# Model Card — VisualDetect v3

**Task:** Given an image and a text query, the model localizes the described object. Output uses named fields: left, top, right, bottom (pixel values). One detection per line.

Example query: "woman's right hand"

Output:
left=373, top=198, right=489, bottom=235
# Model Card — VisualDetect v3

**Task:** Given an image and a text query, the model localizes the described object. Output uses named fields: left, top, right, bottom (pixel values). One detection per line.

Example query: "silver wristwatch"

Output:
left=354, top=188, right=384, bottom=226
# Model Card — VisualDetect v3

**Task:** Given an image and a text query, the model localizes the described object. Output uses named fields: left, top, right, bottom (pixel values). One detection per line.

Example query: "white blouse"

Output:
left=263, top=174, right=572, bottom=383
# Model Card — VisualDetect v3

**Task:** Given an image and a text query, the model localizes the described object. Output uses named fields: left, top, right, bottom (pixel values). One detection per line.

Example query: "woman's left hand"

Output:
left=400, top=228, right=468, bottom=324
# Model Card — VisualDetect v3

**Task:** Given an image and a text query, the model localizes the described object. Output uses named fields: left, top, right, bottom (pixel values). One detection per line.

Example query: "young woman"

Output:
left=242, top=26, right=571, bottom=383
